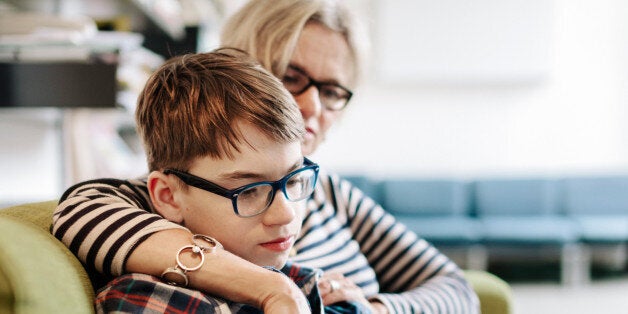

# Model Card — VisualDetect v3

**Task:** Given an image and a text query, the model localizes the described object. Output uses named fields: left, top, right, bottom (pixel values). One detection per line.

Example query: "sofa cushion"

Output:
left=0, top=205, right=94, bottom=313
left=474, top=179, right=558, bottom=216
left=561, top=176, right=628, bottom=215
left=572, top=215, right=628, bottom=243
left=395, top=216, right=482, bottom=245
left=480, top=216, right=579, bottom=244
left=380, top=179, right=469, bottom=216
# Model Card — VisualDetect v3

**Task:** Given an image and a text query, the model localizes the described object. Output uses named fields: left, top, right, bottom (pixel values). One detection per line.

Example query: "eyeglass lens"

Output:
left=281, top=66, right=351, bottom=111
left=236, top=167, right=317, bottom=217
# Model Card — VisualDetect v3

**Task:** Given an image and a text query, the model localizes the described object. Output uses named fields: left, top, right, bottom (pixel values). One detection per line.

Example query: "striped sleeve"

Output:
left=52, top=178, right=187, bottom=278
left=332, top=174, right=480, bottom=313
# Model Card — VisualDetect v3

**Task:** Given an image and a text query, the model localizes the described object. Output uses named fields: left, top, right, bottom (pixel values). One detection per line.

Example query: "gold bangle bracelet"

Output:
left=161, top=234, right=222, bottom=287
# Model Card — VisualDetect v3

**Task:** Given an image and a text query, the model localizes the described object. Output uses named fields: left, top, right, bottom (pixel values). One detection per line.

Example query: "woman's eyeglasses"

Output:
left=281, top=65, right=353, bottom=111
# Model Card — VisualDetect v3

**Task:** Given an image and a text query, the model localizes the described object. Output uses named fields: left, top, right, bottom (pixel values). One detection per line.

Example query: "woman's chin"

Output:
left=301, top=141, right=318, bottom=156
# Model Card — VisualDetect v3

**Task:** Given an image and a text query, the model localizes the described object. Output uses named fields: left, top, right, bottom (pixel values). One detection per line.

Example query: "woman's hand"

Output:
left=319, top=273, right=388, bottom=314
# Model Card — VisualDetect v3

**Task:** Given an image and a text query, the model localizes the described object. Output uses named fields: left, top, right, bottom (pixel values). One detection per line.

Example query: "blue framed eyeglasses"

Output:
left=164, top=158, right=320, bottom=218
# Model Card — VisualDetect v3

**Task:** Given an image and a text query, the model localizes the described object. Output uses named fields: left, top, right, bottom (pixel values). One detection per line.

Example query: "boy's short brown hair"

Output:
left=136, top=48, right=304, bottom=171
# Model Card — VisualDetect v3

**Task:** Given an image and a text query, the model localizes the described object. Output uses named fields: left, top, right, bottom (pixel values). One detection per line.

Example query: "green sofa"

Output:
left=0, top=201, right=513, bottom=314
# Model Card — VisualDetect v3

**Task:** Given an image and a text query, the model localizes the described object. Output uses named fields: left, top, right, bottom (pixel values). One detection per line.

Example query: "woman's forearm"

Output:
left=126, top=229, right=310, bottom=313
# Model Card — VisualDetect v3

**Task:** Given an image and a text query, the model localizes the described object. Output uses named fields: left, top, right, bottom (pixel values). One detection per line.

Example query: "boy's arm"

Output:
left=53, top=178, right=309, bottom=313
left=128, top=229, right=310, bottom=312
left=96, top=272, right=306, bottom=313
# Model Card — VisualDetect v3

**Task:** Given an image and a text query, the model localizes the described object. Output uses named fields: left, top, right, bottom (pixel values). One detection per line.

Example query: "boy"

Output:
left=92, top=49, right=368, bottom=313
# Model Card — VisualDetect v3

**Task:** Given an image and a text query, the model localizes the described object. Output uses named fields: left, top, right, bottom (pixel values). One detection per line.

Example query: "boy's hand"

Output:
left=260, top=272, right=311, bottom=313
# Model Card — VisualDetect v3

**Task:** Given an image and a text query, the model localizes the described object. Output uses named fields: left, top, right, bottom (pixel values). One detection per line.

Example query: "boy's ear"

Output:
left=147, top=171, right=185, bottom=223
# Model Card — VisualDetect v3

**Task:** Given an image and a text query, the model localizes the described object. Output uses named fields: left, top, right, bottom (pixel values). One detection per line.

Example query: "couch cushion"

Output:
left=395, top=216, right=482, bottom=245
left=0, top=214, right=94, bottom=313
left=572, top=215, right=628, bottom=243
left=561, top=176, right=628, bottom=215
left=474, top=179, right=558, bottom=216
left=380, top=179, right=469, bottom=216
left=480, top=216, right=579, bottom=244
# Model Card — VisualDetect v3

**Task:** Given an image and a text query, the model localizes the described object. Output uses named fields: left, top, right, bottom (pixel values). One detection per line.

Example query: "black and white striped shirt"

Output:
left=52, top=169, right=479, bottom=313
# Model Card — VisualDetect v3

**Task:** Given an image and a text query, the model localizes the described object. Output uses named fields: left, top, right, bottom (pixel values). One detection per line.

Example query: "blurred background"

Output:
left=1, top=1, right=627, bottom=313
left=2, top=0, right=628, bottom=200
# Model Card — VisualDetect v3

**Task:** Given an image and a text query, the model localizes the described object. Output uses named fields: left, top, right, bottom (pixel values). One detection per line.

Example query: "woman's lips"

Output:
left=304, top=127, right=316, bottom=142
left=260, top=236, right=294, bottom=252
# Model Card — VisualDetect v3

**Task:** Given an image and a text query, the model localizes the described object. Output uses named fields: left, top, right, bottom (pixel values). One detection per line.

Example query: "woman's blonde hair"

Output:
left=220, top=0, right=368, bottom=85
left=136, top=48, right=304, bottom=171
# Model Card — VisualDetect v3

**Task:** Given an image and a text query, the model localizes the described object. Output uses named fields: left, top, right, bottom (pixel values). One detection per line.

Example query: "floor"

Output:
left=462, top=245, right=628, bottom=314
left=510, top=275, right=628, bottom=314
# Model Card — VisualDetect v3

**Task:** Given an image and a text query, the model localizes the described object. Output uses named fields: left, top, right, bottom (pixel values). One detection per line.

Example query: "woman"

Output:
left=53, top=1, right=479, bottom=313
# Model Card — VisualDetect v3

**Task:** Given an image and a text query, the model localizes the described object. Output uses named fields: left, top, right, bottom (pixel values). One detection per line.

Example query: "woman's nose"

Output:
left=296, top=86, right=323, bottom=120
left=262, top=192, right=297, bottom=226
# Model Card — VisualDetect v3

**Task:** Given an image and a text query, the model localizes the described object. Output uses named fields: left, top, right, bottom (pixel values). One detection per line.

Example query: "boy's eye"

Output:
left=286, top=177, right=302, bottom=187
left=239, top=186, right=262, bottom=199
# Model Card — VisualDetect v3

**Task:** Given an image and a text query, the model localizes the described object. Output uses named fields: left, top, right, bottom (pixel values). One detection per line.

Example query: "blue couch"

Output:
left=342, top=174, right=628, bottom=285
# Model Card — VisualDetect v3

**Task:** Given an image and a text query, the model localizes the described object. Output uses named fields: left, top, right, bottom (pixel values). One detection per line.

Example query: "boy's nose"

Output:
left=262, top=192, right=297, bottom=226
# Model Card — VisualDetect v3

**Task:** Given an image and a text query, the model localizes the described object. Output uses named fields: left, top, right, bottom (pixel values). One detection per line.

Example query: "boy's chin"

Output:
left=260, top=253, right=290, bottom=270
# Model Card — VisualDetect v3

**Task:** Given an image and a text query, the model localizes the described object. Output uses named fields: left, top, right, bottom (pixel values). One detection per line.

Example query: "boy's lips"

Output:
left=260, top=236, right=294, bottom=252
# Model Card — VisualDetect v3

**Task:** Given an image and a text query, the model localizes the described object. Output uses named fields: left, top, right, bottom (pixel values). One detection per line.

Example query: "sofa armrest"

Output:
left=0, top=200, right=59, bottom=231
left=0, top=215, right=94, bottom=314
left=464, top=270, right=513, bottom=314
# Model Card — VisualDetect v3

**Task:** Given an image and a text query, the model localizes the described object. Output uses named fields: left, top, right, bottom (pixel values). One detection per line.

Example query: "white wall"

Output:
left=311, top=0, right=628, bottom=179
left=0, top=109, right=63, bottom=205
